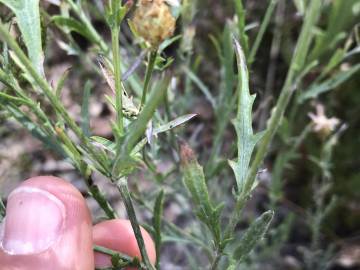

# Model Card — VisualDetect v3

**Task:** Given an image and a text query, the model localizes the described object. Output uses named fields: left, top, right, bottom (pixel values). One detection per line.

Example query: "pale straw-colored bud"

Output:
left=132, top=0, right=176, bottom=48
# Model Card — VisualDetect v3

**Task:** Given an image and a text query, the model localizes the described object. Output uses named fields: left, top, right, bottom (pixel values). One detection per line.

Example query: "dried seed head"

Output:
left=132, top=0, right=176, bottom=48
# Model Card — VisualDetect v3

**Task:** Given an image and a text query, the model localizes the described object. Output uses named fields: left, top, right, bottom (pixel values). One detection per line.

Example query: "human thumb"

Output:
left=0, top=176, right=94, bottom=270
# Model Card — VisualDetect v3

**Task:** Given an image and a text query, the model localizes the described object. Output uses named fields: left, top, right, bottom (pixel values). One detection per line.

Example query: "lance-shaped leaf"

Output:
left=229, top=38, right=264, bottom=194
left=233, top=210, right=274, bottom=262
left=0, top=0, right=44, bottom=74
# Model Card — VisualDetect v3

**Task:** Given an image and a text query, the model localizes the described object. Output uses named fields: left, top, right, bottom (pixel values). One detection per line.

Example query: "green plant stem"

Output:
left=210, top=250, right=222, bottom=270
left=141, top=50, right=157, bottom=108
left=115, top=178, right=155, bottom=270
left=0, top=21, right=109, bottom=173
left=111, top=25, right=124, bottom=138
left=65, top=0, right=109, bottom=53
left=248, top=0, right=278, bottom=64
left=89, top=184, right=118, bottom=219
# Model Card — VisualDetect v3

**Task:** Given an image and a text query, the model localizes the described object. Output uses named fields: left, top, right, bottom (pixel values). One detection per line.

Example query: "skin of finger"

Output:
left=0, top=176, right=94, bottom=270
left=93, top=219, right=156, bottom=269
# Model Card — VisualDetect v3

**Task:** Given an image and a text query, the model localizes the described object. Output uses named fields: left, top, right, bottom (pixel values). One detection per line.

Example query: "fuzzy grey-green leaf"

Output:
left=233, top=210, right=274, bottom=261
left=229, top=38, right=264, bottom=193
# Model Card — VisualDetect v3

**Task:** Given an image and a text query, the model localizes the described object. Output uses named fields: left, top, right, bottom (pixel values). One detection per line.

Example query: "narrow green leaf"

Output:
left=209, top=34, right=223, bottom=61
left=56, top=68, right=70, bottom=98
left=126, top=77, right=170, bottom=151
left=298, top=63, right=360, bottom=103
left=233, top=210, right=274, bottom=261
left=0, top=0, right=44, bottom=74
left=52, top=16, right=97, bottom=44
left=248, top=0, right=278, bottom=64
left=162, top=235, right=194, bottom=244
left=5, top=104, right=64, bottom=156
left=320, top=48, right=346, bottom=78
left=0, top=92, right=28, bottom=104
left=91, top=136, right=117, bottom=153
left=81, top=81, right=92, bottom=137
left=229, top=38, right=264, bottom=193
left=153, top=190, right=165, bottom=268
left=91, top=114, right=196, bottom=155
left=154, top=114, right=197, bottom=134
left=182, top=66, right=216, bottom=108
left=158, top=35, right=182, bottom=53
left=112, top=77, right=170, bottom=177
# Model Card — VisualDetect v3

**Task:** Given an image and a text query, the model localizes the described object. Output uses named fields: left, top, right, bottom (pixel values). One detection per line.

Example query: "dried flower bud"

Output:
left=132, top=0, right=176, bottom=48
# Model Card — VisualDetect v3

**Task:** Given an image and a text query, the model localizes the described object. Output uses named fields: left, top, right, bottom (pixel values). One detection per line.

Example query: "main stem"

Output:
left=115, top=178, right=155, bottom=270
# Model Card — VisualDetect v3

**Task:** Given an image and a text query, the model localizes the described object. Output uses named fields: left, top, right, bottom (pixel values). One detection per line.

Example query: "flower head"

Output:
left=132, top=0, right=176, bottom=48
